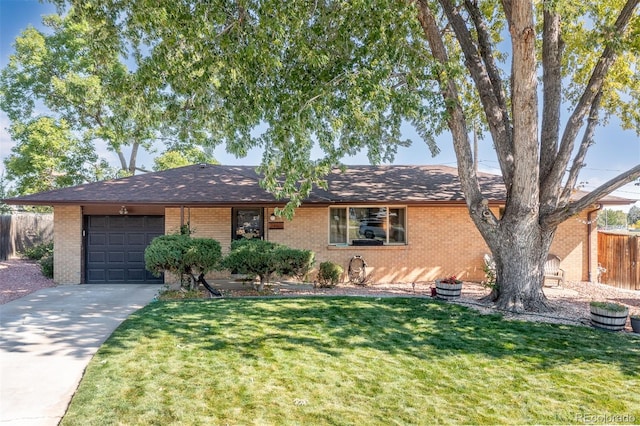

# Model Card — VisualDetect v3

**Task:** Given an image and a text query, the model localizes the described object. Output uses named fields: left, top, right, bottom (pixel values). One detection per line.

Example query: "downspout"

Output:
left=81, top=205, right=85, bottom=284
left=587, top=204, right=602, bottom=282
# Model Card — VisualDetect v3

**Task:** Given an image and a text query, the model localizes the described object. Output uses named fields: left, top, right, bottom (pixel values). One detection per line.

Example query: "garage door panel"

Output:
left=146, top=216, right=164, bottom=227
left=88, top=216, right=107, bottom=228
left=127, top=251, right=144, bottom=263
left=89, top=233, right=106, bottom=245
left=108, top=233, right=125, bottom=245
left=86, top=215, right=164, bottom=284
left=127, top=270, right=146, bottom=282
left=107, top=269, right=125, bottom=282
left=87, top=270, right=106, bottom=282
left=108, top=216, right=128, bottom=228
left=108, top=252, right=125, bottom=263
left=127, top=233, right=146, bottom=245
left=88, top=252, right=105, bottom=263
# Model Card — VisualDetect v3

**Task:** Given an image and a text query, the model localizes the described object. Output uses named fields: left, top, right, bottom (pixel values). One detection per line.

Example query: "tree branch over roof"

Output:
left=545, top=164, right=640, bottom=228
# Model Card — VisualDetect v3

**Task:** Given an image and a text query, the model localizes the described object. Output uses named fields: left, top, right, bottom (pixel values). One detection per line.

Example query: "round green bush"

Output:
left=317, top=261, right=343, bottom=288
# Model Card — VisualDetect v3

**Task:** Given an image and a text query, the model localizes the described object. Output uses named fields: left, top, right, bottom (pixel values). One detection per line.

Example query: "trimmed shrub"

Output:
left=145, top=234, right=222, bottom=290
left=273, top=247, right=315, bottom=281
left=317, top=261, right=343, bottom=288
left=222, top=239, right=315, bottom=291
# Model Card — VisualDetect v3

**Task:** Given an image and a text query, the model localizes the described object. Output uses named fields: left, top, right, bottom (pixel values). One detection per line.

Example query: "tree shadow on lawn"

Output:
left=106, top=296, right=639, bottom=377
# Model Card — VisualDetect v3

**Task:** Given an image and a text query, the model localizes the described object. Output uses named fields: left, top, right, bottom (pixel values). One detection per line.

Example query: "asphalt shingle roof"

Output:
left=2, top=164, right=631, bottom=206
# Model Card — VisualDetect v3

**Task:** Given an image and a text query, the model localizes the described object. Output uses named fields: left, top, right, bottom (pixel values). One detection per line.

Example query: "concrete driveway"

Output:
left=0, top=284, right=160, bottom=426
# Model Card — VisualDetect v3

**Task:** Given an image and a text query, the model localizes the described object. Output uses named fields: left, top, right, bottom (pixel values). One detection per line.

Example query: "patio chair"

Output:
left=543, top=254, right=565, bottom=287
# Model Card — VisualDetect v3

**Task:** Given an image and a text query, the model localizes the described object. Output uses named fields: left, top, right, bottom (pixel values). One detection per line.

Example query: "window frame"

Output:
left=231, top=207, right=264, bottom=241
left=328, top=205, right=407, bottom=246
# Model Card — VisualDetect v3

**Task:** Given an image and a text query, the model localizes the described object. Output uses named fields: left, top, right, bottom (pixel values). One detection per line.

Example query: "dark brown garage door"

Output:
left=85, top=215, right=164, bottom=284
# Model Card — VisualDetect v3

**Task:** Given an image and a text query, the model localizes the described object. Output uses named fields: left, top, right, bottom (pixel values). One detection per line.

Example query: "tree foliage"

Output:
left=58, top=0, right=640, bottom=311
left=222, top=239, right=314, bottom=291
left=153, top=147, right=218, bottom=171
left=0, top=12, right=219, bottom=188
left=317, top=261, right=344, bottom=288
left=597, top=208, right=628, bottom=228
left=628, top=205, right=640, bottom=226
left=0, top=15, right=149, bottom=178
left=144, top=234, right=223, bottom=290
left=0, top=174, right=13, bottom=214
left=4, top=116, right=100, bottom=194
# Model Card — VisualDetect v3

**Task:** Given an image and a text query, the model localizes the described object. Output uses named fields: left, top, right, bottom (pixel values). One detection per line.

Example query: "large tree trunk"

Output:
left=487, top=219, right=556, bottom=313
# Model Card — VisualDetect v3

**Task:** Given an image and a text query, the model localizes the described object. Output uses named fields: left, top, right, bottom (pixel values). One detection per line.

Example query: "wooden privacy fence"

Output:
left=0, top=213, right=53, bottom=261
left=597, top=231, right=639, bottom=290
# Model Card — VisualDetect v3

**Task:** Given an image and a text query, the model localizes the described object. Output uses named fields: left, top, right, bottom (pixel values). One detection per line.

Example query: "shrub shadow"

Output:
left=104, top=296, right=640, bottom=378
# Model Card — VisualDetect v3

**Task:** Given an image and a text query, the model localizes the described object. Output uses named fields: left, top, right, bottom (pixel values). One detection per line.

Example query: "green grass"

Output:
left=61, top=297, right=640, bottom=425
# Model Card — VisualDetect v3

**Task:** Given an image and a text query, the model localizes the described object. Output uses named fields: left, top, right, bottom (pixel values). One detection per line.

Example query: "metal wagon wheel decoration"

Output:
left=348, top=255, right=367, bottom=285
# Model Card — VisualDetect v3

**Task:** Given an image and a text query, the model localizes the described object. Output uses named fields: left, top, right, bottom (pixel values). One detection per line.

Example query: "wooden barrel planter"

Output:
left=590, top=302, right=628, bottom=331
left=435, top=280, right=463, bottom=299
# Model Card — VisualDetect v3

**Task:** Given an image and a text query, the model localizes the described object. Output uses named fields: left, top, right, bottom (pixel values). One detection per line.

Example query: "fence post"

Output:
left=0, top=215, right=11, bottom=261
left=632, top=235, right=639, bottom=290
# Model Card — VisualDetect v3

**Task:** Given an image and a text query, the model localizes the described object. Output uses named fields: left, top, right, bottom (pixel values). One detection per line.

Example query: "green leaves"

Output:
left=4, top=117, right=98, bottom=194
left=66, top=0, right=444, bottom=204
left=144, top=234, right=223, bottom=279
left=152, top=148, right=217, bottom=171
left=221, top=239, right=314, bottom=285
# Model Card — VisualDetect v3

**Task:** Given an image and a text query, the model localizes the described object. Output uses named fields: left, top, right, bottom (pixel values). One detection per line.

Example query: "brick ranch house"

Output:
left=3, top=164, right=632, bottom=286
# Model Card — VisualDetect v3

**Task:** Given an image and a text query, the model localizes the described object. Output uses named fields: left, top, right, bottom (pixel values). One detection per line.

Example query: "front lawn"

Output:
left=61, top=297, right=639, bottom=425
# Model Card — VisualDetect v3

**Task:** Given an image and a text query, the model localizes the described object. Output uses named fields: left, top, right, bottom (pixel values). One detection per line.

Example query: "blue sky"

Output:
left=1, top=0, right=638, bottom=207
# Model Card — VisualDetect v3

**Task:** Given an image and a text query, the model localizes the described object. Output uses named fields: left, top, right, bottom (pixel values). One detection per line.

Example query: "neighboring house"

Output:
left=2, top=164, right=632, bottom=285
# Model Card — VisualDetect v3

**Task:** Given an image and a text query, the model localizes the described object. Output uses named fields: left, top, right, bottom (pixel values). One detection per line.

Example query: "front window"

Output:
left=329, top=206, right=406, bottom=245
left=232, top=208, right=263, bottom=240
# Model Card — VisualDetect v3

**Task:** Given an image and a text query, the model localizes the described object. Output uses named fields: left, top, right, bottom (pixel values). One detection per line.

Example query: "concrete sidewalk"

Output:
left=0, top=284, right=160, bottom=426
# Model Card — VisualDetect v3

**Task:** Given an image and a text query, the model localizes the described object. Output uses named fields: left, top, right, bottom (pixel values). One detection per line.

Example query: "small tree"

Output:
left=597, top=209, right=627, bottom=229
left=144, top=234, right=222, bottom=290
left=222, top=239, right=314, bottom=291
left=628, top=205, right=640, bottom=227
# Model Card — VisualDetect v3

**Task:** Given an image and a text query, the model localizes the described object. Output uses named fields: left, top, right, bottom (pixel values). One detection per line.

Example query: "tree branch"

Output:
left=543, top=164, right=640, bottom=227
left=415, top=0, right=486, bottom=214
left=506, top=0, right=540, bottom=215
left=128, top=141, right=140, bottom=174
left=542, top=0, right=639, bottom=198
left=539, top=6, right=562, bottom=187
left=439, top=0, right=514, bottom=185
left=464, top=0, right=511, bottom=139
left=560, top=90, right=602, bottom=203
